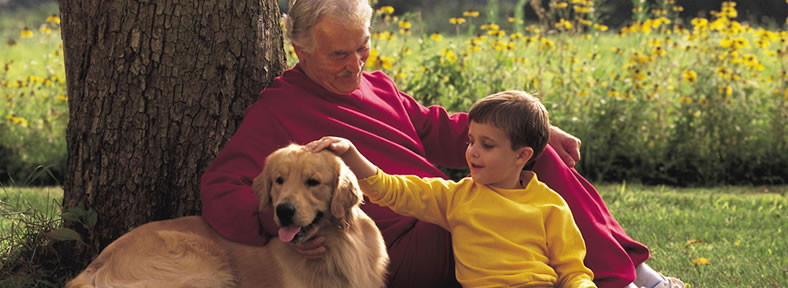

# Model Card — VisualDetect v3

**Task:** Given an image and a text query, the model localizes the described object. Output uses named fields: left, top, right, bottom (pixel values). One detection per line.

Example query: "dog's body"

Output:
left=66, top=145, right=389, bottom=288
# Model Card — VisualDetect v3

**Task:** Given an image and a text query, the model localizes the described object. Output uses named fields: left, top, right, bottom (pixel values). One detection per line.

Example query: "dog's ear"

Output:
left=252, top=157, right=275, bottom=211
left=331, top=158, right=362, bottom=220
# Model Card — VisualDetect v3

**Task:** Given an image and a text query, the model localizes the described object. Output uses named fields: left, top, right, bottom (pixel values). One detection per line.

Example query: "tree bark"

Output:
left=58, top=0, right=285, bottom=267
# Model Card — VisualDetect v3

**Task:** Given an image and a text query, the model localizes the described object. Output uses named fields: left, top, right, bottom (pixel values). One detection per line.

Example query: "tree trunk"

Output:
left=58, top=0, right=286, bottom=268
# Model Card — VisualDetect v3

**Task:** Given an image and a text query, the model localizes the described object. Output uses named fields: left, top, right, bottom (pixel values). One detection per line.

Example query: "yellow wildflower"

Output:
left=481, top=23, right=500, bottom=31
left=593, top=24, right=608, bottom=31
left=692, top=258, right=710, bottom=266
left=398, top=20, right=411, bottom=29
left=376, top=6, right=394, bottom=15
left=683, top=70, right=698, bottom=83
left=719, top=85, right=733, bottom=98
left=430, top=33, right=442, bottom=41
left=691, top=18, right=708, bottom=29
left=574, top=6, right=591, bottom=14
left=20, top=27, right=33, bottom=38
left=378, top=56, right=394, bottom=70
left=679, top=96, right=692, bottom=104
left=555, top=18, right=572, bottom=30
left=463, top=10, right=480, bottom=18
left=652, top=46, right=665, bottom=56
left=40, top=25, right=52, bottom=34
left=450, top=17, right=466, bottom=25
left=554, top=2, right=569, bottom=8
left=46, top=14, right=61, bottom=24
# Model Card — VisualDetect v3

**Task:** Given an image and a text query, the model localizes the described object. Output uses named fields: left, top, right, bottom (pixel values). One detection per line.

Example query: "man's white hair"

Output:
left=283, top=0, right=373, bottom=53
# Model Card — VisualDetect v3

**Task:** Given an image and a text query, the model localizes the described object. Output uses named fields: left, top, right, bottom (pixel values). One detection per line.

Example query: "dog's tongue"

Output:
left=278, top=226, right=301, bottom=242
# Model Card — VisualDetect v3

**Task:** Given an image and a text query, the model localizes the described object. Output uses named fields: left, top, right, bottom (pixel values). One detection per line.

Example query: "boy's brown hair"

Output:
left=468, top=90, right=550, bottom=166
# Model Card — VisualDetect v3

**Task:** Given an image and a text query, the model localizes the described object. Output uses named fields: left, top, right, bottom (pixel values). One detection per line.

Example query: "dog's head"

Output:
left=252, top=144, right=362, bottom=244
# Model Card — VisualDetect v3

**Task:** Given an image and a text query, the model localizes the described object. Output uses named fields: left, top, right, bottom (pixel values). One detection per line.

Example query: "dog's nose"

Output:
left=276, top=203, right=297, bottom=226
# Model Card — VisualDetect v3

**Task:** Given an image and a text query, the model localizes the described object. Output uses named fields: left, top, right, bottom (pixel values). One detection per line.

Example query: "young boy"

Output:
left=307, top=90, right=596, bottom=288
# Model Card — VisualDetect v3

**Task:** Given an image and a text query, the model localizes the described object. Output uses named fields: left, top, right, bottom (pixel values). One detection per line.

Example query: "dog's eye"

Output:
left=275, top=177, right=284, bottom=185
left=305, top=178, right=320, bottom=187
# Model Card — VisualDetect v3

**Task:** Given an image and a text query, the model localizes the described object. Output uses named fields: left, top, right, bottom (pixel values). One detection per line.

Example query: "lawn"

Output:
left=0, top=184, right=785, bottom=287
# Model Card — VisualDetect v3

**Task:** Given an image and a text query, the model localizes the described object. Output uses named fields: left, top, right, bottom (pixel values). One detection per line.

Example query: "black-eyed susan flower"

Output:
left=398, top=20, right=411, bottom=29
left=553, top=2, right=569, bottom=9
left=682, top=70, right=698, bottom=83
left=430, top=33, right=442, bottom=41
left=46, top=14, right=60, bottom=24
left=481, top=23, right=499, bottom=31
left=39, top=25, right=52, bottom=34
left=20, top=27, right=33, bottom=38
left=376, top=6, right=394, bottom=15
left=463, top=10, right=479, bottom=18
left=555, top=18, right=572, bottom=30
left=574, top=6, right=591, bottom=14
left=450, top=17, right=466, bottom=25
left=719, top=85, right=733, bottom=98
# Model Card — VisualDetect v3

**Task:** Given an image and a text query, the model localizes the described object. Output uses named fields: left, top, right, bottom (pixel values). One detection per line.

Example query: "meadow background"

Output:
left=0, top=0, right=786, bottom=287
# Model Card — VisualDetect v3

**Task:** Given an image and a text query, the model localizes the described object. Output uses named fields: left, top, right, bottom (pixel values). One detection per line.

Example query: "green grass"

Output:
left=597, top=183, right=787, bottom=287
left=0, top=185, right=66, bottom=288
left=1, top=184, right=785, bottom=287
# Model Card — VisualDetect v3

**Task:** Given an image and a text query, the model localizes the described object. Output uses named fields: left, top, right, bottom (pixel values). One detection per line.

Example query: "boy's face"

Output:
left=465, top=121, right=532, bottom=190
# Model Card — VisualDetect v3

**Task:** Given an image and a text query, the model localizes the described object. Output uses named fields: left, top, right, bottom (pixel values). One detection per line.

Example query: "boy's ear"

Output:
left=516, top=146, right=534, bottom=166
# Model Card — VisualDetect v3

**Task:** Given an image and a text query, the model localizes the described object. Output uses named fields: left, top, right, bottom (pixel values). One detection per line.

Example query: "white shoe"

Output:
left=661, top=274, right=685, bottom=288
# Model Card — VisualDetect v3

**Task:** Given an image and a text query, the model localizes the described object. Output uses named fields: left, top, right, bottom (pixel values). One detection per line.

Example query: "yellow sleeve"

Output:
left=544, top=196, right=597, bottom=288
left=359, top=169, right=453, bottom=229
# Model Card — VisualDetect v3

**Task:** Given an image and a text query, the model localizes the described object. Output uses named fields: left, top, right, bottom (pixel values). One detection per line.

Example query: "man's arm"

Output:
left=200, top=103, right=290, bottom=246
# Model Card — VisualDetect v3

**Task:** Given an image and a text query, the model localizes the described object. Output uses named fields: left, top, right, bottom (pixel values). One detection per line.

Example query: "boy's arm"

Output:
left=306, top=136, right=453, bottom=228
left=545, top=203, right=597, bottom=288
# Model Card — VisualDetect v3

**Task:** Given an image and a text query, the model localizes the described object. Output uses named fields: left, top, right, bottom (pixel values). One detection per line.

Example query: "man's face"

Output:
left=295, top=16, right=371, bottom=95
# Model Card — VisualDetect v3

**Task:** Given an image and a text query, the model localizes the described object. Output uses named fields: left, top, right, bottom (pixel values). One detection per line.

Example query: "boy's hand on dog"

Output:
left=305, top=136, right=352, bottom=155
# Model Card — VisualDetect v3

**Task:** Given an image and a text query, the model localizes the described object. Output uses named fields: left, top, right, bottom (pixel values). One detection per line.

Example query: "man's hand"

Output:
left=289, top=236, right=327, bottom=259
left=549, top=125, right=581, bottom=167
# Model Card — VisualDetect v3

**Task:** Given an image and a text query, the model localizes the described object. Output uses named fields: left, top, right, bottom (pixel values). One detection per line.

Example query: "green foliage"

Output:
left=0, top=8, right=67, bottom=186
left=362, top=1, right=787, bottom=185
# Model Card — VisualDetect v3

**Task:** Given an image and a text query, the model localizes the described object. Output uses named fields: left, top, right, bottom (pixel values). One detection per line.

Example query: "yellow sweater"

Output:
left=360, top=169, right=596, bottom=288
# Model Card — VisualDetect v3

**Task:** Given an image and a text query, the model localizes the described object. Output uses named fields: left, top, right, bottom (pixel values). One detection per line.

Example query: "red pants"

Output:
left=368, top=145, right=649, bottom=288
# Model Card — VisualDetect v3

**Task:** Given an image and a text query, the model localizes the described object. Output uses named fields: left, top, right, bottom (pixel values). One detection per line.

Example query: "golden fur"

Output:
left=66, top=144, right=389, bottom=288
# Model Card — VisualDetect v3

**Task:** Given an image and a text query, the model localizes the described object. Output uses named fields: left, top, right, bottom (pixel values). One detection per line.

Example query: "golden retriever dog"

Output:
left=66, top=144, right=389, bottom=288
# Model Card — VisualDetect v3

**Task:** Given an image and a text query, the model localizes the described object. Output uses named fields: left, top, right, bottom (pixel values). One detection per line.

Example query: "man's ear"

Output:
left=292, top=45, right=308, bottom=61
left=516, top=146, right=534, bottom=167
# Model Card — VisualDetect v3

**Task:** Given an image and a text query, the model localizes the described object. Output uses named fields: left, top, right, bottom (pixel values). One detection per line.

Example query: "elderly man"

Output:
left=200, top=0, right=684, bottom=287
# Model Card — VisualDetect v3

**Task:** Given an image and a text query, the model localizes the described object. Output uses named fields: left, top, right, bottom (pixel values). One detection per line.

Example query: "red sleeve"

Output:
left=199, top=102, right=290, bottom=246
left=398, top=89, right=469, bottom=169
